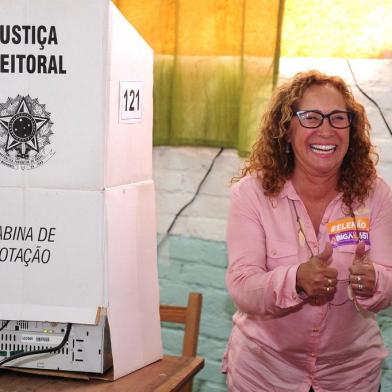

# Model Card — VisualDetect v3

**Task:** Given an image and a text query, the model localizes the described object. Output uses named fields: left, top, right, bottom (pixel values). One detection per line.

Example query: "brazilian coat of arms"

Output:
left=0, top=95, right=55, bottom=170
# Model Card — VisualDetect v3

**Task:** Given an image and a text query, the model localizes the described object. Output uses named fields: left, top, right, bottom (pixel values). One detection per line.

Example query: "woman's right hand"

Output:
left=296, top=243, right=338, bottom=298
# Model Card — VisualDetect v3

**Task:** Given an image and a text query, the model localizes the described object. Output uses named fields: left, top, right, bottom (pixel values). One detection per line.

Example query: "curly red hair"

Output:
left=236, top=70, right=378, bottom=209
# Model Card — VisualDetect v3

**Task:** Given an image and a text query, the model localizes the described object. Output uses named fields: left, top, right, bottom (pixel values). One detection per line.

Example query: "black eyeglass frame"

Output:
left=294, top=110, right=354, bottom=129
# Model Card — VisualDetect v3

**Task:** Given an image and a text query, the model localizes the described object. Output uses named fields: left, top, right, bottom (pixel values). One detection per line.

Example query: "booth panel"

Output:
left=0, top=0, right=108, bottom=189
left=104, top=2, right=153, bottom=187
left=0, top=187, right=105, bottom=324
left=106, top=180, right=162, bottom=379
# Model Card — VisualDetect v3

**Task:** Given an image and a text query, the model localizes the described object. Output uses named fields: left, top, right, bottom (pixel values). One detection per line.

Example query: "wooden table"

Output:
left=0, top=355, right=205, bottom=392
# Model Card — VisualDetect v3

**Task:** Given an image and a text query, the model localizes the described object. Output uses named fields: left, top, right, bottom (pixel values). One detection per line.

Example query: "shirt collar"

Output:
left=277, top=179, right=343, bottom=202
left=277, top=179, right=300, bottom=201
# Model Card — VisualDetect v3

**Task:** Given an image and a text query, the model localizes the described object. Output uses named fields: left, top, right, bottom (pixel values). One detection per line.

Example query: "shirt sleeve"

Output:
left=356, top=178, right=392, bottom=312
left=226, top=179, right=305, bottom=317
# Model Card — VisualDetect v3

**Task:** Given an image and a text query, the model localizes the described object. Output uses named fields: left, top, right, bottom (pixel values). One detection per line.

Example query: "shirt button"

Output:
left=271, top=249, right=277, bottom=256
left=310, top=352, right=315, bottom=357
left=322, top=218, right=328, bottom=225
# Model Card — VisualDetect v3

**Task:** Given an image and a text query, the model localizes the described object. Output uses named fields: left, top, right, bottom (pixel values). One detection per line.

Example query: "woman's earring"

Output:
left=285, top=142, right=290, bottom=154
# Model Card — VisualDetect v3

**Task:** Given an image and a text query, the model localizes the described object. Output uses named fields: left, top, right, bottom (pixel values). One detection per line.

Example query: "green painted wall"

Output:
left=158, top=235, right=233, bottom=392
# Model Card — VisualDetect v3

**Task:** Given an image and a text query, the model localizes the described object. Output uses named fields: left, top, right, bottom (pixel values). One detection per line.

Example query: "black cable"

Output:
left=0, top=322, right=72, bottom=367
left=0, top=321, right=9, bottom=333
left=157, top=147, right=224, bottom=248
left=346, top=59, right=392, bottom=137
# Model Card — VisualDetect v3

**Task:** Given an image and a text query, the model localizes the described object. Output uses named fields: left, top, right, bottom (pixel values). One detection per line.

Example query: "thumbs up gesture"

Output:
left=296, top=243, right=338, bottom=300
left=349, top=241, right=376, bottom=298
left=318, top=243, right=334, bottom=265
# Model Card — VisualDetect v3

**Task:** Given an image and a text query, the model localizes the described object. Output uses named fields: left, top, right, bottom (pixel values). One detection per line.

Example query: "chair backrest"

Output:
left=159, top=292, right=202, bottom=357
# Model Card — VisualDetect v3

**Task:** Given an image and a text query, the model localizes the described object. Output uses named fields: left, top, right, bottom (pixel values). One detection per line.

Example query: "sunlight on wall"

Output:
left=282, top=0, right=392, bottom=58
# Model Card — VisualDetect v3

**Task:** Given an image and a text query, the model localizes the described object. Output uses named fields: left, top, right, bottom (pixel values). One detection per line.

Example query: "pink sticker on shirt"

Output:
left=327, top=217, right=370, bottom=247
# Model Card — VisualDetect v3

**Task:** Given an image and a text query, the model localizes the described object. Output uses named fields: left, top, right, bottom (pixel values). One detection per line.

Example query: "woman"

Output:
left=223, top=70, right=392, bottom=391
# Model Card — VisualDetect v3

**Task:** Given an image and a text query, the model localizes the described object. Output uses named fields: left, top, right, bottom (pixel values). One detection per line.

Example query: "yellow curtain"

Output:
left=114, top=0, right=284, bottom=155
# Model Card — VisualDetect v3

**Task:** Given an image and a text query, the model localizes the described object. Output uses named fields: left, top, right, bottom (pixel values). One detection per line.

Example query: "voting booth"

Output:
left=0, top=0, right=162, bottom=380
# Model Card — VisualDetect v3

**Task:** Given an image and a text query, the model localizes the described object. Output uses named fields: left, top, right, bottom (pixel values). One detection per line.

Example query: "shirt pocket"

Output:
left=266, top=240, right=298, bottom=270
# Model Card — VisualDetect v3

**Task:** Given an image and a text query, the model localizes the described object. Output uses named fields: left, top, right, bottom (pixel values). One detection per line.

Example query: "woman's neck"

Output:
left=291, top=170, right=339, bottom=203
left=291, top=170, right=340, bottom=235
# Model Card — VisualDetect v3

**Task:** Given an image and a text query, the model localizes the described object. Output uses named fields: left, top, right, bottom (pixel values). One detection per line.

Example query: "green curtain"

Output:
left=114, top=0, right=284, bottom=156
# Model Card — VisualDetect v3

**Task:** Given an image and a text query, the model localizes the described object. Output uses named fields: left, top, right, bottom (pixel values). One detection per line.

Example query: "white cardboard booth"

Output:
left=0, top=0, right=162, bottom=380
left=0, top=0, right=153, bottom=189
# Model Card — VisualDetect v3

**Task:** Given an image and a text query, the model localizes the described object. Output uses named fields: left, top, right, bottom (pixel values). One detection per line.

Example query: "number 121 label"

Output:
left=119, top=81, right=143, bottom=123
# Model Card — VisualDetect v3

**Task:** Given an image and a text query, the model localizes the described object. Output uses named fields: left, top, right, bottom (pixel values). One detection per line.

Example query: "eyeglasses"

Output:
left=294, top=110, right=354, bottom=129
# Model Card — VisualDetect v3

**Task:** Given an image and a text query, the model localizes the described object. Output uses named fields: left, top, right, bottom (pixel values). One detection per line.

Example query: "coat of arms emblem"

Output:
left=0, top=95, right=54, bottom=170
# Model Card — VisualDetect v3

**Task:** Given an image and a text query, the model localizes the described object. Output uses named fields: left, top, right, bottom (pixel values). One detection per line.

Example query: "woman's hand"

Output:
left=296, top=243, right=338, bottom=299
left=349, top=241, right=376, bottom=298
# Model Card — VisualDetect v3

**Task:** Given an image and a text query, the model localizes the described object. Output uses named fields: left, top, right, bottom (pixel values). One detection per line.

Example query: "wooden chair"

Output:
left=159, top=292, right=203, bottom=392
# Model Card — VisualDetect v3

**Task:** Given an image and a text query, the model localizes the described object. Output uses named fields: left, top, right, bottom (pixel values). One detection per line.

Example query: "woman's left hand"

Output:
left=349, top=241, right=376, bottom=298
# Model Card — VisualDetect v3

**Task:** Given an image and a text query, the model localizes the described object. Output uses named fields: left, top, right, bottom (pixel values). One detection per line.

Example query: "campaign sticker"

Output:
left=327, top=216, right=370, bottom=247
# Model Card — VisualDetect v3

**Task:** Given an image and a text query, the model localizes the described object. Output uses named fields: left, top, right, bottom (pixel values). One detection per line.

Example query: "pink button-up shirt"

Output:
left=223, top=175, right=392, bottom=392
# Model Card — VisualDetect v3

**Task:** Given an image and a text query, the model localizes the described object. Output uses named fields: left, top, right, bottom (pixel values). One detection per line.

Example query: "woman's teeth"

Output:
left=310, top=144, right=336, bottom=154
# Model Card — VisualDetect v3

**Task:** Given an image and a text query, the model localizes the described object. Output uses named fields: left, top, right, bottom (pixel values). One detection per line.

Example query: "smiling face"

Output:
left=288, top=83, right=350, bottom=180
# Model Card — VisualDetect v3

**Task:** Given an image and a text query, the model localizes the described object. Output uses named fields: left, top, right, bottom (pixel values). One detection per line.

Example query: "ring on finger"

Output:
left=358, top=283, right=363, bottom=290
left=357, top=276, right=361, bottom=283
left=327, top=279, right=332, bottom=286
left=326, top=286, right=331, bottom=293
